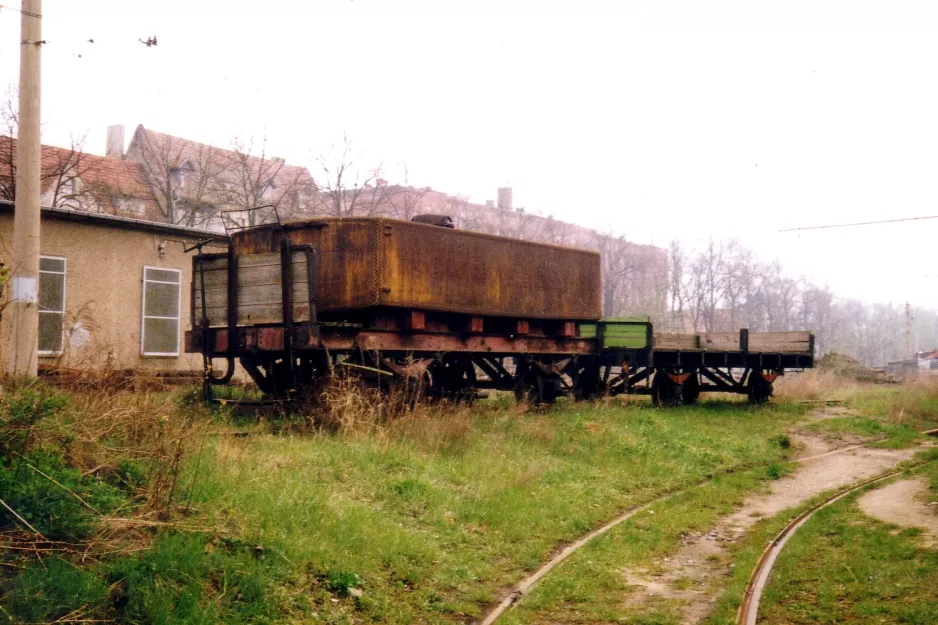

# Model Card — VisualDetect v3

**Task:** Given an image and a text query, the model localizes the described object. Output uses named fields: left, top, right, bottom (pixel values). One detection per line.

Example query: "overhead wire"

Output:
left=0, top=3, right=41, bottom=19
left=779, top=214, right=938, bottom=233
left=0, top=3, right=158, bottom=52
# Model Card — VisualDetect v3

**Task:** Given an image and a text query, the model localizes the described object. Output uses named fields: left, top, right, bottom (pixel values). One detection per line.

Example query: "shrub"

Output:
left=0, top=451, right=125, bottom=540
left=0, top=385, right=68, bottom=457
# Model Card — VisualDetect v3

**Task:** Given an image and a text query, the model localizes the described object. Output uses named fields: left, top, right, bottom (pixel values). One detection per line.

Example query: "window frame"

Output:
left=38, top=255, right=67, bottom=356
left=140, top=265, right=182, bottom=357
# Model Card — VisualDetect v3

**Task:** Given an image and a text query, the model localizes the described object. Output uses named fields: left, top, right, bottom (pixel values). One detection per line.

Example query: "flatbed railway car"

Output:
left=184, top=210, right=814, bottom=406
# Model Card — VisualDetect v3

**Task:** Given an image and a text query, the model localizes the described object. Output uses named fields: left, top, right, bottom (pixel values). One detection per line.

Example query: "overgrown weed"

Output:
left=774, top=369, right=859, bottom=401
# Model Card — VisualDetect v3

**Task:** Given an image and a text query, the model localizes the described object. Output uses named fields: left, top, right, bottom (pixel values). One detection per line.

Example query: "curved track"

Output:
left=479, top=427, right=938, bottom=625
left=736, top=456, right=937, bottom=625
left=478, top=498, right=666, bottom=625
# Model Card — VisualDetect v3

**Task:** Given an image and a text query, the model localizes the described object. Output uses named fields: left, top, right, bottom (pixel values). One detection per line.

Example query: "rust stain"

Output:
left=232, top=217, right=600, bottom=321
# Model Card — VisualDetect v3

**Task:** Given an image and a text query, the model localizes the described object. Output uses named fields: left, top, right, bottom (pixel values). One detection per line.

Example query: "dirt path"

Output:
left=620, top=433, right=917, bottom=624
left=858, top=478, right=938, bottom=548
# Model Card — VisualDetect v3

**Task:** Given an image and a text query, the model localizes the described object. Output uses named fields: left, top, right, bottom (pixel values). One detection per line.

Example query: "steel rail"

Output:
left=736, top=447, right=938, bottom=625
left=480, top=427, right=938, bottom=625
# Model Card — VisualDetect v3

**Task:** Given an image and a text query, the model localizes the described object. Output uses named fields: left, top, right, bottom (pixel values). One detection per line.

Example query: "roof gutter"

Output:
left=0, top=201, right=229, bottom=242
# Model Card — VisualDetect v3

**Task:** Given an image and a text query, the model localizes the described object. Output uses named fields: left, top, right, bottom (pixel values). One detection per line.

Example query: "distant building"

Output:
left=0, top=200, right=227, bottom=373
left=120, top=125, right=317, bottom=231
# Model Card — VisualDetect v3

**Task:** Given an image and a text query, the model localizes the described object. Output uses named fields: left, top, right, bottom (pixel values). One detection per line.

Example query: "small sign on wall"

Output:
left=11, top=276, right=38, bottom=304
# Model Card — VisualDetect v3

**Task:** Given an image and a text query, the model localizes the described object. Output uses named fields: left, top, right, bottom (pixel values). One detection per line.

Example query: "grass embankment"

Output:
left=1, top=389, right=806, bottom=624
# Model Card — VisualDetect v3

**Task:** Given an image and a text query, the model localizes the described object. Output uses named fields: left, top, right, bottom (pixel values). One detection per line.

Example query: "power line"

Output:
left=1, top=4, right=158, bottom=50
left=779, top=214, right=938, bottom=233
left=0, top=3, right=41, bottom=19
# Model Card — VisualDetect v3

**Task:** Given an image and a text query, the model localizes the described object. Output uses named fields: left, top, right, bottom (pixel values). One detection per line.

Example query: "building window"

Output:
left=38, top=256, right=66, bottom=355
left=141, top=266, right=181, bottom=356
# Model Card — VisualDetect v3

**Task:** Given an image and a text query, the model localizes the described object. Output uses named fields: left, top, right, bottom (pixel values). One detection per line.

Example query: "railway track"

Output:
left=478, top=428, right=938, bottom=625
left=736, top=429, right=938, bottom=625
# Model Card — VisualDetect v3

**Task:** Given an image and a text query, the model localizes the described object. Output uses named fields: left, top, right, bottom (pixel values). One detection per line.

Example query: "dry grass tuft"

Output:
left=774, top=369, right=860, bottom=401
left=0, top=372, right=215, bottom=552
left=291, top=374, right=491, bottom=453
left=877, top=375, right=938, bottom=424
left=61, top=389, right=212, bottom=518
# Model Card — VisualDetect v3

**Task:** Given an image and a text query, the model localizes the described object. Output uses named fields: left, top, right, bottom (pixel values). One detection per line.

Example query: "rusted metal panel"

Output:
left=378, top=219, right=600, bottom=320
left=189, top=326, right=596, bottom=356
left=231, top=218, right=601, bottom=321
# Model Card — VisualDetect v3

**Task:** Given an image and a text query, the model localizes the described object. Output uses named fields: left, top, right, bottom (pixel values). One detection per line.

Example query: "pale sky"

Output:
left=2, top=1, right=937, bottom=308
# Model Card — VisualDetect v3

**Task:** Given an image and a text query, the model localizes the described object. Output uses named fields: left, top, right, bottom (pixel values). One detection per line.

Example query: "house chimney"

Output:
left=497, top=187, right=513, bottom=211
left=106, top=125, right=125, bottom=159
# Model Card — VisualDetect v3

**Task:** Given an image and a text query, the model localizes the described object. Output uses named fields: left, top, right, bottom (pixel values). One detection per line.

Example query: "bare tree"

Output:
left=691, top=238, right=729, bottom=332
left=381, top=165, right=430, bottom=221
left=667, top=241, right=689, bottom=331
left=1, top=91, right=101, bottom=210
left=222, top=135, right=313, bottom=225
left=595, top=233, right=642, bottom=317
left=311, top=133, right=394, bottom=217
left=128, top=129, right=231, bottom=226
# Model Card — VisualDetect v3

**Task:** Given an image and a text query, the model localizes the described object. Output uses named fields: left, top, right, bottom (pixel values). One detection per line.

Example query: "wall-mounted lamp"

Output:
left=158, top=240, right=166, bottom=258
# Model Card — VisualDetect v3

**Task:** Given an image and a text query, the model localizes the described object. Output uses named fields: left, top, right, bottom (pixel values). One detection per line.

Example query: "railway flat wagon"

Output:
left=583, top=320, right=814, bottom=405
left=185, top=210, right=814, bottom=406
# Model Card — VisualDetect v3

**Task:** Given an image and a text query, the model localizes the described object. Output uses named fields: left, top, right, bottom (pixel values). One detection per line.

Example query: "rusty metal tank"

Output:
left=232, top=217, right=601, bottom=321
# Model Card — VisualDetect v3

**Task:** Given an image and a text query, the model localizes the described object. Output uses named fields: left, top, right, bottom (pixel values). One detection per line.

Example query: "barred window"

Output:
left=141, top=266, right=181, bottom=356
left=38, top=256, right=66, bottom=354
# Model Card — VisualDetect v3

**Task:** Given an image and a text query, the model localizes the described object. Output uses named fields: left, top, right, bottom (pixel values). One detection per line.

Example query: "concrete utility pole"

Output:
left=906, top=301, right=913, bottom=361
left=8, top=0, right=42, bottom=379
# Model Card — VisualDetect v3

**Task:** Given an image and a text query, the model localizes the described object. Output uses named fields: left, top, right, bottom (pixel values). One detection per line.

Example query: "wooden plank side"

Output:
left=750, top=343, right=812, bottom=353
left=654, top=333, right=698, bottom=350
left=749, top=331, right=811, bottom=350
left=196, top=283, right=309, bottom=309
left=653, top=331, right=812, bottom=353
left=193, top=251, right=313, bottom=327
left=699, top=332, right=740, bottom=350
left=602, top=323, right=649, bottom=349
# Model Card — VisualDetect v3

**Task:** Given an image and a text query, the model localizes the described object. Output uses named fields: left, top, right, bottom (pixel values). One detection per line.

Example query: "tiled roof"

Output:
left=0, top=135, right=156, bottom=215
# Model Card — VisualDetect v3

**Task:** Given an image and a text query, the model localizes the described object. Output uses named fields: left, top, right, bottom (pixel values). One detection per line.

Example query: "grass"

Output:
left=501, top=379, right=938, bottom=624
left=163, top=398, right=803, bottom=624
left=12, top=372, right=936, bottom=624
left=703, top=452, right=938, bottom=625
left=0, top=390, right=811, bottom=624
left=501, top=467, right=785, bottom=624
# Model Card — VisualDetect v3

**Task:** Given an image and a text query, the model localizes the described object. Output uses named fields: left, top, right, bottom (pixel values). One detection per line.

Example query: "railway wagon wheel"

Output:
left=572, top=359, right=603, bottom=401
left=380, top=354, right=434, bottom=410
left=513, top=359, right=561, bottom=406
left=682, top=372, right=701, bottom=405
left=651, top=370, right=684, bottom=408
left=747, top=371, right=774, bottom=405
left=426, top=355, right=478, bottom=403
